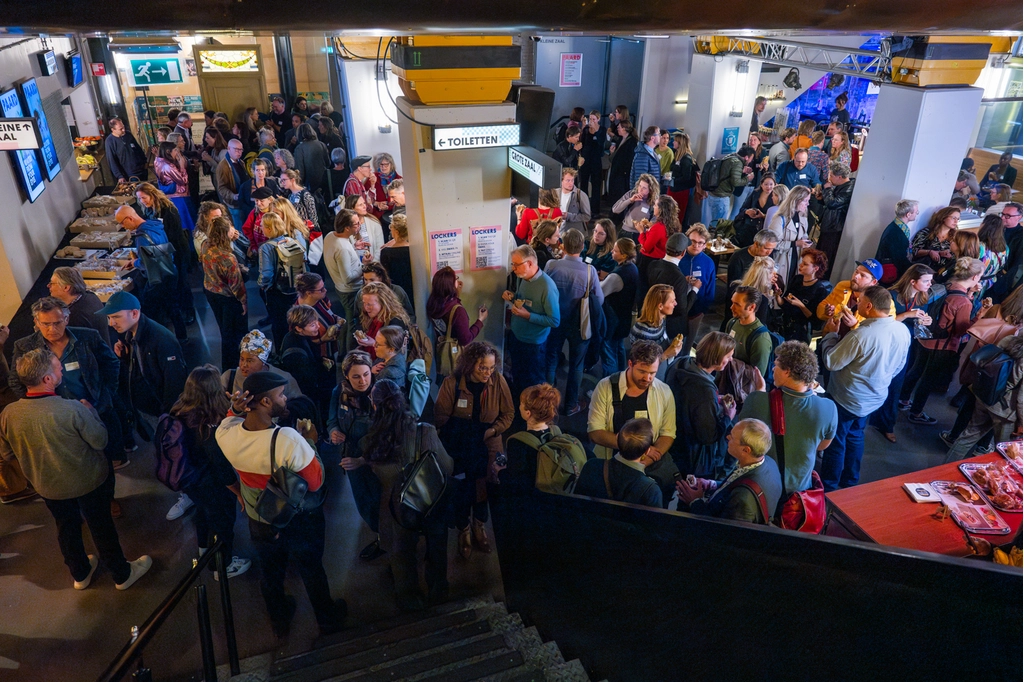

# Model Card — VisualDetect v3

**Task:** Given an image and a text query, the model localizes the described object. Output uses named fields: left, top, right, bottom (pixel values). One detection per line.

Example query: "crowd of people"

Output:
left=0, top=95, right=1020, bottom=641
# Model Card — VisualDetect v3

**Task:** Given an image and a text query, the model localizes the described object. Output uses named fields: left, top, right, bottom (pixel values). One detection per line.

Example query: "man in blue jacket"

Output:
left=678, top=224, right=717, bottom=354
left=576, top=418, right=662, bottom=508
left=630, top=126, right=663, bottom=189
left=775, top=148, right=821, bottom=189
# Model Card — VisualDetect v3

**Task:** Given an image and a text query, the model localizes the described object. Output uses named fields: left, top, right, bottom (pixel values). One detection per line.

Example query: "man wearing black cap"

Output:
left=217, top=371, right=346, bottom=638
left=343, top=155, right=375, bottom=210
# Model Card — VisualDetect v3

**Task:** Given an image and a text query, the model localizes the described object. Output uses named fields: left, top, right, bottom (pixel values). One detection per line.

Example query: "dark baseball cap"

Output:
left=242, top=371, right=289, bottom=396
left=98, top=291, right=141, bottom=315
left=252, top=186, right=275, bottom=200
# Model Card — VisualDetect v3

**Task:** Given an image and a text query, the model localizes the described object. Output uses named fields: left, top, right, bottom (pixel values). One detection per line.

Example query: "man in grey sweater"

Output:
left=0, top=348, right=152, bottom=591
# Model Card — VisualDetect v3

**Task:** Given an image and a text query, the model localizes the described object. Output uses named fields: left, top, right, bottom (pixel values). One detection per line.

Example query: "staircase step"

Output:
left=542, top=659, right=591, bottom=682
left=518, top=641, right=565, bottom=671
left=412, top=649, right=527, bottom=682
left=271, top=609, right=488, bottom=677
left=312, top=596, right=498, bottom=651
left=330, top=633, right=511, bottom=682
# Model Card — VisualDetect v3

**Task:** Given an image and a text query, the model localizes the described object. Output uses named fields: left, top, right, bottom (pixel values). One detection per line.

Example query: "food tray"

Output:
left=959, top=462, right=1023, bottom=513
left=54, top=248, right=105, bottom=261
left=996, top=441, right=1023, bottom=473
left=930, top=480, right=1011, bottom=535
left=71, top=231, right=132, bottom=249
left=85, top=278, right=132, bottom=302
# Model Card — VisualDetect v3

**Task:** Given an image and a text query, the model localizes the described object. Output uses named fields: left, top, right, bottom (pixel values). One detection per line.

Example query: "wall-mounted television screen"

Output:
left=17, top=77, right=61, bottom=181
left=0, top=87, right=45, bottom=202
left=66, top=52, right=84, bottom=87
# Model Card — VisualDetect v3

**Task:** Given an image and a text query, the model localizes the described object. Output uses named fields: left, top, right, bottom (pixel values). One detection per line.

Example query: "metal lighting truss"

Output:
left=693, top=36, right=894, bottom=83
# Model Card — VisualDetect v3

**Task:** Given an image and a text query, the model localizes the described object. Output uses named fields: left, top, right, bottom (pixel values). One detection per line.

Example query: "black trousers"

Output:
left=142, top=282, right=187, bottom=340
left=184, top=478, right=237, bottom=555
left=579, top=164, right=602, bottom=215
left=43, top=469, right=130, bottom=584
left=248, top=507, right=341, bottom=629
left=901, top=346, right=960, bottom=415
left=264, top=287, right=294, bottom=349
left=206, top=291, right=247, bottom=370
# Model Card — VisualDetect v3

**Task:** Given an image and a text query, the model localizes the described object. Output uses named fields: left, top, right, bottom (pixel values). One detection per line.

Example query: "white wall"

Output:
left=0, top=35, right=99, bottom=323
left=637, top=36, right=692, bottom=133
left=341, top=59, right=403, bottom=174
left=534, top=35, right=608, bottom=125
left=835, top=85, right=984, bottom=283
left=685, top=54, right=762, bottom=164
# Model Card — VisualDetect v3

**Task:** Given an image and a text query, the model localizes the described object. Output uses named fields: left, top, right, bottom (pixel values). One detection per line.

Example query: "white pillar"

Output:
left=685, top=54, right=762, bottom=165
left=835, top=85, right=984, bottom=283
left=396, top=97, right=515, bottom=352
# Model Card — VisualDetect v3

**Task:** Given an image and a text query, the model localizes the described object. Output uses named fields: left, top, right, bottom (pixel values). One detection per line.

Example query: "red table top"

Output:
left=826, top=453, right=1022, bottom=557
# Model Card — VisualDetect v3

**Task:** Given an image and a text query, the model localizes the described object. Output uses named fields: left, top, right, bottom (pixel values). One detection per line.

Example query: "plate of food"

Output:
left=960, top=461, right=1023, bottom=513
left=996, top=441, right=1022, bottom=473
left=930, top=480, right=1012, bottom=535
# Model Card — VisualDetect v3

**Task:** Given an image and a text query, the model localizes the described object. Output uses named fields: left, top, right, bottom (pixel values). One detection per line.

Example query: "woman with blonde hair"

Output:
left=355, top=281, right=411, bottom=362
left=668, top=132, right=698, bottom=217
left=612, top=172, right=660, bottom=241
left=257, top=212, right=304, bottom=346
left=739, top=256, right=781, bottom=325
left=271, top=196, right=311, bottom=245
left=381, top=213, right=414, bottom=299
left=628, top=283, right=684, bottom=368
left=828, top=130, right=852, bottom=167
left=766, top=184, right=813, bottom=282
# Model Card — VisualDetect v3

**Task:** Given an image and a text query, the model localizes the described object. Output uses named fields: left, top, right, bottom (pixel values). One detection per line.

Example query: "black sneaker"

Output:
left=907, top=412, right=937, bottom=425
left=359, top=538, right=385, bottom=561
left=939, top=431, right=955, bottom=448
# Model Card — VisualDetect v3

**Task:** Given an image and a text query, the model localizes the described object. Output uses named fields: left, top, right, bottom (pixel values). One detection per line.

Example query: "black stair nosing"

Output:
left=328, top=634, right=511, bottom=682
left=413, top=649, right=527, bottom=682
left=311, top=597, right=496, bottom=651
left=271, top=619, right=494, bottom=682
left=271, top=609, right=484, bottom=675
left=492, top=666, right=548, bottom=682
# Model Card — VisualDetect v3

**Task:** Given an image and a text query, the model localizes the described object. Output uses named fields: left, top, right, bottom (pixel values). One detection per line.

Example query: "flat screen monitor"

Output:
left=0, top=87, right=45, bottom=202
left=17, top=77, right=61, bottom=181
left=66, top=52, right=84, bottom=87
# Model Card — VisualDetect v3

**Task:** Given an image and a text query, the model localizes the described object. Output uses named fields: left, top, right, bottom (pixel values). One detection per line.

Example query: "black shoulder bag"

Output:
left=254, top=428, right=325, bottom=528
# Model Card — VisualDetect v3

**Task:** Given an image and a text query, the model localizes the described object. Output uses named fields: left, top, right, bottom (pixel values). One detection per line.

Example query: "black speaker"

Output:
left=86, top=37, right=112, bottom=70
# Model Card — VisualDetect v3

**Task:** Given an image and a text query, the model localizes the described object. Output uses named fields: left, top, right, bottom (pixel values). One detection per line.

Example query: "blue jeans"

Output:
left=228, top=207, right=246, bottom=232
left=729, top=186, right=754, bottom=220
left=545, top=326, right=589, bottom=411
left=821, top=401, right=868, bottom=492
left=602, top=337, right=626, bottom=377
left=869, top=341, right=915, bottom=434
left=701, top=194, right=732, bottom=228
left=509, top=335, right=548, bottom=398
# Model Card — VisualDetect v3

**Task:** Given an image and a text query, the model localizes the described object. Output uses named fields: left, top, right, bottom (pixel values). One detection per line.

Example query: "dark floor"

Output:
left=0, top=230, right=965, bottom=681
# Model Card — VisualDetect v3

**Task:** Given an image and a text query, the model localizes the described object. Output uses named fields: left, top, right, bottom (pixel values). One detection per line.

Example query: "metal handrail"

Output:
left=96, top=538, right=239, bottom=682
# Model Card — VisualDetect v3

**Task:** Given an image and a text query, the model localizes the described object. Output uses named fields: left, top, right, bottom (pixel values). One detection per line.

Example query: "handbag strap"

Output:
left=768, top=388, right=786, bottom=481
left=603, top=459, right=613, bottom=498
left=736, top=479, right=771, bottom=525
left=269, top=427, right=281, bottom=474
left=444, top=304, right=460, bottom=346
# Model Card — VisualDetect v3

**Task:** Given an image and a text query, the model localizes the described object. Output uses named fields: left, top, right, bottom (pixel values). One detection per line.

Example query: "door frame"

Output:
left=192, top=44, right=269, bottom=120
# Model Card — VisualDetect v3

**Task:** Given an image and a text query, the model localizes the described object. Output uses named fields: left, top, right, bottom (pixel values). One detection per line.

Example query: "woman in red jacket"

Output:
left=514, top=189, right=563, bottom=245
left=637, top=194, right=681, bottom=293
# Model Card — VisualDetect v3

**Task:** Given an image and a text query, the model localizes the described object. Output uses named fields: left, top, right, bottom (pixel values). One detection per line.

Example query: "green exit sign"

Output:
left=128, top=58, right=183, bottom=86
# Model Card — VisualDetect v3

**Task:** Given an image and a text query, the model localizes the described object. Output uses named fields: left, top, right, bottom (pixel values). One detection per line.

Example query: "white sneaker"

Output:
left=214, top=556, right=252, bottom=581
left=74, top=555, right=99, bottom=590
left=166, top=493, right=194, bottom=521
left=116, top=555, right=153, bottom=591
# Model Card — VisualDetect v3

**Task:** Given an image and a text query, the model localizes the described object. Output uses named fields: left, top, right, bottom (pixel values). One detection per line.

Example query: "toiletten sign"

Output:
left=0, top=118, right=41, bottom=150
left=559, top=53, right=583, bottom=87
left=432, top=124, right=520, bottom=151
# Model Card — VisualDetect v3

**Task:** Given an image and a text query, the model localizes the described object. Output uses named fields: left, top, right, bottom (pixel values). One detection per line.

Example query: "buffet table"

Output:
left=825, top=453, right=1022, bottom=557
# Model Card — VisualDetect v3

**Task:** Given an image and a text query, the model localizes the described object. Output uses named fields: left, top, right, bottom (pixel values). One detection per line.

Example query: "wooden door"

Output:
left=193, top=45, right=269, bottom=122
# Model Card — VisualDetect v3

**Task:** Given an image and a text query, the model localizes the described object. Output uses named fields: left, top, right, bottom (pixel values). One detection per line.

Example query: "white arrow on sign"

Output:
left=153, top=67, right=167, bottom=76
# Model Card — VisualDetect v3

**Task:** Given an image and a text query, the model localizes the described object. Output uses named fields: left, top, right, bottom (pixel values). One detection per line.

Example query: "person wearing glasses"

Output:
left=990, top=202, right=1022, bottom=303
left=502, top=245, right=560, bottom=399
left=47, top=267, right=110, bottom=343
left=678, top=224, right=717, bottom=355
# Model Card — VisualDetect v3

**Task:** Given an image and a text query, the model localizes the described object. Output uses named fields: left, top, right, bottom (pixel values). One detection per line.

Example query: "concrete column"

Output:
left=834, top=85, right=984, bottom=283
left=396, top=97, right=515, bottom=352
left=685, top=54, right=762, bottom=165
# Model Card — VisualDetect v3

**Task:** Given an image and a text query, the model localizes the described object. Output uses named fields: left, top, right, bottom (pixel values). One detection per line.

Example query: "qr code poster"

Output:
left=429, top=228, right=464, bottom=274
left=470, top=226, right=503, bottom=271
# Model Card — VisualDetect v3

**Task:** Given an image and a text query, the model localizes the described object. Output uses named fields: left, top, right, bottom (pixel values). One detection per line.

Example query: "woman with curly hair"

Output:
left=361, top=261, right=415, bottom=320
left=611, top=172, right=660, bottom=241
left=355, top=281, right=410, bottom=361
left=910, top=206, right=959, bottom=272
left=637, top=194, right=680, bottom=291
left=434, top=341, right=514, bottom=560
left=359, top=379, right=453, bottom=611
left=776, top=249, right=832, bottom=342
left=273, top=148, right=295, bottom=178
left=169, top=365, right=250, bottom=579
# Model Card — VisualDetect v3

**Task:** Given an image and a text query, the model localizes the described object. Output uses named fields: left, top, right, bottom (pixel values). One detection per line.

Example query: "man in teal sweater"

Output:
left=503, top=244, right=560, bottom=398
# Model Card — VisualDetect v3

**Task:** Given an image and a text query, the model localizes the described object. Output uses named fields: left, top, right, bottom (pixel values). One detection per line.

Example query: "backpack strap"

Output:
left=736, top=478, right=771, bottom=525
left=509, top=431, right=544, bottom=450
left=768, top=388, right=787, bottom=506
left=269, top=427, right=281, bottom=475
left=229, top=368, right=237, bottom=393
left=746, top=324, right=769, bottom=364
left=603, top=459, right=613, bottom=498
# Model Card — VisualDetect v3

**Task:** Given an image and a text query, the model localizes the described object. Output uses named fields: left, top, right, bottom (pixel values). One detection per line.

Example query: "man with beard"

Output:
left=217, top=371, right=346, bottom=639
left=816, top=259, right=894, bottom=331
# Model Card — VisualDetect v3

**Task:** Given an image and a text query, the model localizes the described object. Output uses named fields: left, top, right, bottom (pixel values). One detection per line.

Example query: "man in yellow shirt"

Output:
left=816, top=259, right=895, bottom=331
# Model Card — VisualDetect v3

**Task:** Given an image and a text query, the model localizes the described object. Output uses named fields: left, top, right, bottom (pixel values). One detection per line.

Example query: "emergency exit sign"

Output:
left=128, top=58, right=183, bottom=86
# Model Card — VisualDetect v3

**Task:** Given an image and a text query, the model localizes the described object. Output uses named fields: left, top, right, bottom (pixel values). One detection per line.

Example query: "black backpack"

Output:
left=700, top=156, right=726, bottom=193
left=925, top=289, right=968, bottom=340
left=727, top=318, right=784, bottom=384
left=970, top=344, right=1015, bottom=407
left=313, top=188, right=333, bottom=232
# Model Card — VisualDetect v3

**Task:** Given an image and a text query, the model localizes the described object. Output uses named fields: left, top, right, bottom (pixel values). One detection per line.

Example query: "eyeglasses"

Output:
left=510, top=260, right=525, bottom=270
left=689, top=239, right=707, bottom=247
left=36, top=319, right=67, bottom=329
left=1001, top=213, right=1020, bottom=219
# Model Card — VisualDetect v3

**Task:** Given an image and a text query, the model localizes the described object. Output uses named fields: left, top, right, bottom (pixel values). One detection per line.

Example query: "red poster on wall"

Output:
left=90, top=63, right=106, bottom=77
